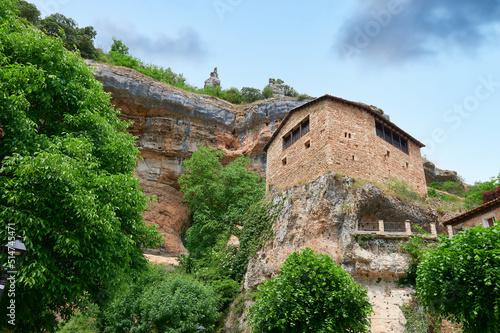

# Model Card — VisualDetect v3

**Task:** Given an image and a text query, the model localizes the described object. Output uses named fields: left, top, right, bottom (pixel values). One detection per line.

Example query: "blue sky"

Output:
left=30, top=0, right=500, bottom=184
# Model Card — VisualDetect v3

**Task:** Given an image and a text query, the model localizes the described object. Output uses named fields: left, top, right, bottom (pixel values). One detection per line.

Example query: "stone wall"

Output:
left=266, top=98, right=427, bottom=194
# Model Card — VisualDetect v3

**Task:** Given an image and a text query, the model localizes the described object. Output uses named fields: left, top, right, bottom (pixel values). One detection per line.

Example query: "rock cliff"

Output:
left=230, top=173, right=438, bottom=333
left=423, top=160, right=467, bottom=189
left=87, top=61, right=313, bottom=254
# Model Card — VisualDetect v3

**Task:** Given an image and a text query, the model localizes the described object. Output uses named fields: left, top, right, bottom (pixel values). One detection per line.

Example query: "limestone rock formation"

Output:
left=204, top=67, right=221, bottom=89
left=232, top=173, right=438, bottom=333
left=268, top=78, right=284, bottom=96
left=86, top=60, right=313, bottom=255
left=423, top=160, right=466, bottom=189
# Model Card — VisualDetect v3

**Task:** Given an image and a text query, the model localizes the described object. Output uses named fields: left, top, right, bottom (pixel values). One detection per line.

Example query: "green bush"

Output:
left=262, top=85, right=274, bottom=99
left=241, top=87, right=263, bottom=103
left=248, top=248, right=373, bottom=332
left=102, top=266, right=220, bottom=333
left=417, top=225, right=500, bottom=332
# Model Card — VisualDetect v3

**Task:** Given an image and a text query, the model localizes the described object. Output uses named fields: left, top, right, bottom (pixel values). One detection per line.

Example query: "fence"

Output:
left=357, top=220, right=439, bottom=238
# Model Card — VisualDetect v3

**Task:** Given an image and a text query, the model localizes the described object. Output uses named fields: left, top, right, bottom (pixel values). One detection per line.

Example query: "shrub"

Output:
left=248, top=248, right=373, bottom=332
left=241, top=87, right=263, bottom=103
left=102, top=266, right=220, bottom=333
left=417, top=225, right=500, bottom=333
left=262, top=85, right=274, bottom=99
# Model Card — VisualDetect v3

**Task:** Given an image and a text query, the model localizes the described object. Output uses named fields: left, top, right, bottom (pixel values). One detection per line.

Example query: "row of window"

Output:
left=375, top=121, right=409, bottom=154
left=282, top=117, right=310, bottom=150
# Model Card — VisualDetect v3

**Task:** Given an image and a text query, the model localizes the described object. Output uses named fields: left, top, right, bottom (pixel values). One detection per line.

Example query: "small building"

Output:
left=444, top=197, right=500, bottom=234
left=263, top=94, right=427, bottom=194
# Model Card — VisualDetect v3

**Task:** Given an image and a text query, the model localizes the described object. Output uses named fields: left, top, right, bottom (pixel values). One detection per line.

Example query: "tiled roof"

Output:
left=263, top=94, right=425, bottom=152
left=443, top=197, right=500, bottom=226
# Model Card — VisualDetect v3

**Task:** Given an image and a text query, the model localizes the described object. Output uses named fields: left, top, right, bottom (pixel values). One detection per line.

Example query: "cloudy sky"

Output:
left=30, top=0, right=500, bottom=184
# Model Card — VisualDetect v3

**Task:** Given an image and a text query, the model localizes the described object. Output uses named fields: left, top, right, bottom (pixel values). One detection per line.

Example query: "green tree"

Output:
left=39, top=12, right=98, bottom=59
left=16, top=0, right=40, bottom=24
left=178, top=146, right=265, bottom=258
left=241, top=87, right=263, bottom=103
left=0, top=2, right=161, bottom=331
left=262, top=85, right=274, bottom=99
left=416, top=224, right=500, bottom=333
left=248, top=248, right=373, bottom=333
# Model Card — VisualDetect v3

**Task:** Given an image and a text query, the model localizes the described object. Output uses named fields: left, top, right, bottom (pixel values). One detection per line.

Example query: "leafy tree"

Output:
left=248, top=248, right=373, bottom=333
left=416, top=225, right=500, bottom=333
left=178, top=146, right=265, bottom=259
left=16, top=0, right=40, bottom=24
left=39, top=12, right=98, bottom=59
left=222, top=87, right=243, bottom=104
left=0, top=2, right=161, bottom=331
left=262, top=85, right=274, bottom=99
left=241, top=87, right=263, bottom=103
left=102, top=266, right=220, bottom=333
left=276, top=78, right=298, bottom=97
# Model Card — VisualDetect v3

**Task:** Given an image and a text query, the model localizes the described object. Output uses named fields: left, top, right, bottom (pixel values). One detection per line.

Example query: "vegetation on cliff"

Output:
left=0, top=1, right=162, bottom=330
left=427, top=173, right=500, bottom=211
left=177, top=146, right=278, bottom=313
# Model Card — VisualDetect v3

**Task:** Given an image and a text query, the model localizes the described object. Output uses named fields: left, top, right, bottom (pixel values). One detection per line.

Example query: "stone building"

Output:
left=444, top=197, right=500, bottom=233
left=263, top=94, right=427, bottom=194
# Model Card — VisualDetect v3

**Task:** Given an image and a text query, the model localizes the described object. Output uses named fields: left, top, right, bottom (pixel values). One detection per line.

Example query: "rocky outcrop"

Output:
left=424, top=160, right=466, bottom=189
left=235, top=173, right=438, bottom=333
left=204, top=67, right=221, bottom=89
left=87, top=60, right=313, bottom=254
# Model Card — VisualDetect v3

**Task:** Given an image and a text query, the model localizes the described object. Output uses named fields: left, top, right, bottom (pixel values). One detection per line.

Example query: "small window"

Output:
left=406, top=162, right=409, bottom=168
left=486, top=217, right=495, bottom=227
left=348, top=133, right=351, bottom=139
left=282, top=157, right=287, bottom=166
left=304, top=140, right=311, bottom=149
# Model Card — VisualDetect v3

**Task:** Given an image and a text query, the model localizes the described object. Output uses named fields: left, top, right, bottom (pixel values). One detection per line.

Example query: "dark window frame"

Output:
left=375, top=120, right=409, bottom=154
left=282, top=116, right=310, bottom=151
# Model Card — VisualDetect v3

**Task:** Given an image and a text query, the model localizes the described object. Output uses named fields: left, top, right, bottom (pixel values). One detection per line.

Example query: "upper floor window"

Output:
left=283, top=116, right=310, bottom=151
left=375, top=120, right=409, bottom=154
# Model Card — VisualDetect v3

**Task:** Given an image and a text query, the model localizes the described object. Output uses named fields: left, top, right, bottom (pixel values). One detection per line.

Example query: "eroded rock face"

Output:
left=424, top=160, right=466, bottom=189
left=87, top=61, right=313, bottom=254
left=240, top=173, right=438, bottom=333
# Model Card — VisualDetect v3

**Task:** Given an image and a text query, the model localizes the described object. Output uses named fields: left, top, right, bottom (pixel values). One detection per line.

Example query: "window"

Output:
left=304, top=140, right=311, bottom=149
left=375, top=120, right=409, bottom=154
left=282, top=157, right=287, bottom=166
left=282, top=116, right=310, bottom=151
left=485, top=216, right=496, bottom=228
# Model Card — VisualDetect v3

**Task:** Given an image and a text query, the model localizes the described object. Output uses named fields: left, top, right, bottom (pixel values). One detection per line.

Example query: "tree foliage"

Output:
left=0, top=2, right=161, bottom=330
left=38, top=13, right=98, bottom=59
left=101, top=265, right=220, bottom=333
left=16, top=0, right=40, bottom=24
left=416, top=225, right=500, bottom=333
left=178, top=146, right=265, bottom=258
left=248, top=248, right=373, bottom=333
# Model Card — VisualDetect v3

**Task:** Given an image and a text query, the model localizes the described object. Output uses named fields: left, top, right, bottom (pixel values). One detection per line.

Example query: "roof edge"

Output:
left=443, top=197, right=500, bottom=226
left=263, top=94, right=425, bottom=152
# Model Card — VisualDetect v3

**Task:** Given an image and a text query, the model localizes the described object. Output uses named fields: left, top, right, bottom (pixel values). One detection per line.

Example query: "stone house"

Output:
left=444, top=197, right=500, bottom=233
left=263, top=94, right=427, bottom=194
